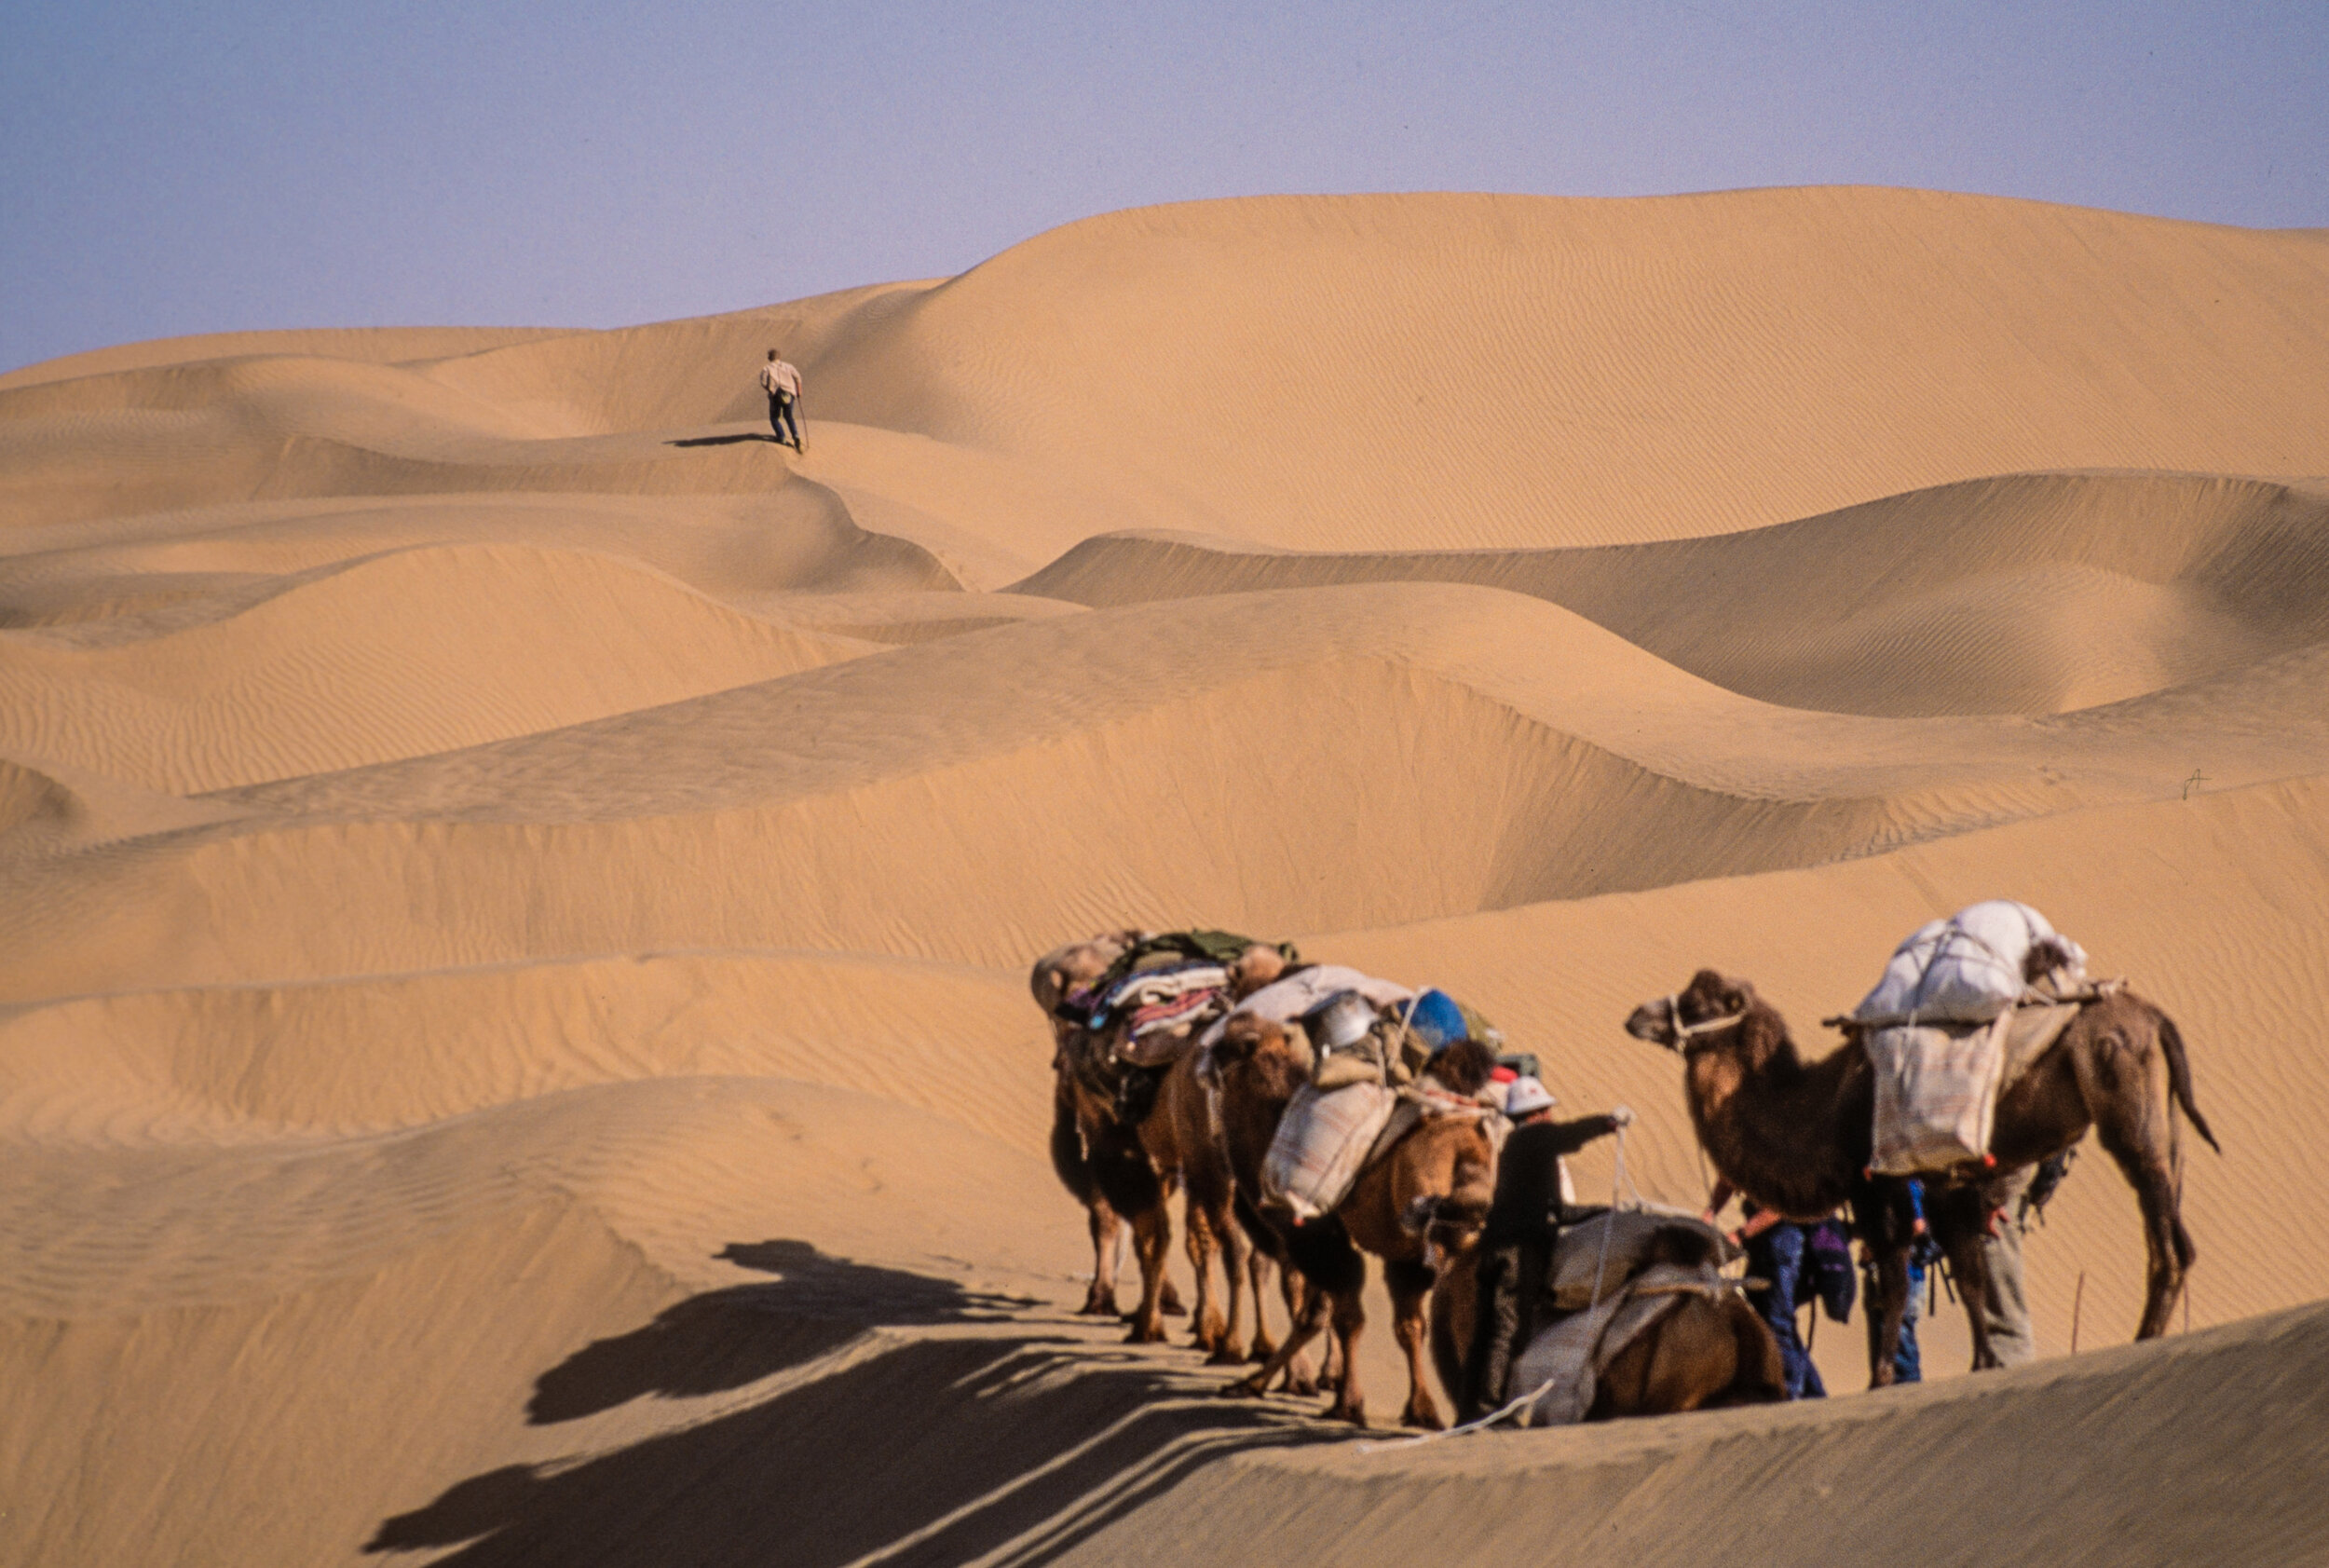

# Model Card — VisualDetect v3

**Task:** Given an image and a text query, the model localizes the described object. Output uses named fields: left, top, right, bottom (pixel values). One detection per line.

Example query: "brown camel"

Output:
left=1627, top=968, right=2220, bottom=1383
left=1209, top=1013, right=1496, bottom=1426
left=1056, top=1025, right=1252, bottom=1355
left=1031, top=933, right=1181, bottom=1320
left=1415, top=1200, right=1786, bottom=1420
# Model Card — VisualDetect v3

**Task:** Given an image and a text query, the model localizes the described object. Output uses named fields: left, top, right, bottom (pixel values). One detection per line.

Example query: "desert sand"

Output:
left=3, top=187, right=2327, bottom=1565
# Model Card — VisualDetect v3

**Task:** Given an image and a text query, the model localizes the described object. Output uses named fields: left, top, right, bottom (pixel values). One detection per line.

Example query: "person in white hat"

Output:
left=1504, top=1075, right=1558, bottom=1119
left=1459, top=1076, right=1634, bottom=1421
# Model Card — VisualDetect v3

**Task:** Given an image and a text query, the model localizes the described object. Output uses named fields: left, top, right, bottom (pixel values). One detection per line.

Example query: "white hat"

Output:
left=1505, top=1075, right=1557, bottom=1117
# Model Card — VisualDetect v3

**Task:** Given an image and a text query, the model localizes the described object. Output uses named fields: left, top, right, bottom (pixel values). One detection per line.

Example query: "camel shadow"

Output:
left=666, top=432, right=781, bottom=447
left=527, top=1239, right=1033, bottom=1424
left=368, top=1240, right=1330, bottom=1567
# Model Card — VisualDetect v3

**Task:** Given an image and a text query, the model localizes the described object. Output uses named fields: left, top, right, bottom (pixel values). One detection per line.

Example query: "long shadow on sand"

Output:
left=526, top=1240, right=1033, bottom=1424
left=369, top=1240, right=1329, bottom=1567
left=667, top=433, right=783, bottom=447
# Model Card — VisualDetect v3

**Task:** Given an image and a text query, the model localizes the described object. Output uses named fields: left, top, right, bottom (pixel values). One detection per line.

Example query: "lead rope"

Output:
left=1356, top=1122, right=1631, bottom=1453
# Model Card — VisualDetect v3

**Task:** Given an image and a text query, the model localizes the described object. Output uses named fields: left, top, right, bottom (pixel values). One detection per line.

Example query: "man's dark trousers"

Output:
left=1747, top=1221, right=1828, bottom=1398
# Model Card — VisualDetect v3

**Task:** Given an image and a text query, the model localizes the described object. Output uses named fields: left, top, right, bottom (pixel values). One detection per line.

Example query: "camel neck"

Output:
left=1689, top=1023, right=1862, bottom=1218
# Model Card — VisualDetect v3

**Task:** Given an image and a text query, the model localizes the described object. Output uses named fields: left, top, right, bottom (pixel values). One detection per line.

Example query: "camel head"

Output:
left=1626, top=970, right=1758, bottom=1057
left=1226, top=944, right=1289, bottom=1000
left=1029, top=930, right=1148, bottom=1044
left=1209, top=1014, right=1314, bottom=1095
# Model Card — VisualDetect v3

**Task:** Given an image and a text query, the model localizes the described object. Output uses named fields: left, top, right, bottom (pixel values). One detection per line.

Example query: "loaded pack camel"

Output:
left=1411, top=1196, right=1786, bottom=1420
left=1208, top=1012, right=1496, bottom=1427
left=1032, top=936, right=1256, bottom=1357
left=1627, top=968, right=2220, bottom=1382
left=1031, top=934, right=1175, bottom=1320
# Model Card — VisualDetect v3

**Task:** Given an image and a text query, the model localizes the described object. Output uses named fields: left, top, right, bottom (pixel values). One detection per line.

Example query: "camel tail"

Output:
left=1050, top=1079, right=1098, bottom=1204
left=2157, top=1011, right=2221, bottom=1155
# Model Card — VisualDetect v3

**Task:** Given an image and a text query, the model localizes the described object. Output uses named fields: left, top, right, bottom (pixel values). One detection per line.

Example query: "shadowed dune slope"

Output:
left=3, top=580, right=2322, bottom=1002
left=4, top=189, right=2326, bottom=1568
left=0, top=543, right=873, bottom=791
left=1015, top=470, right=2329, bottom=715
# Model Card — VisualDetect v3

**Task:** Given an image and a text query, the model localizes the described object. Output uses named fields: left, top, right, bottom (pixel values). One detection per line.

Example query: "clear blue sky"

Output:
left=4, top=1, right=2324, bottom=374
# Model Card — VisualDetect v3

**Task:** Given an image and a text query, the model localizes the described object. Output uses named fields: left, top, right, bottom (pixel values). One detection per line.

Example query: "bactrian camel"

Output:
left=1411, top=1196, right=1787, bottom=1420
left=1628, top=968, right=2220, bottom=1383
left=1209, top=1013, right=1496, bottom=1427
left=1043, top=975, right=1254, bottom=1355
left=1032, top=934, right=1180, bottom=1321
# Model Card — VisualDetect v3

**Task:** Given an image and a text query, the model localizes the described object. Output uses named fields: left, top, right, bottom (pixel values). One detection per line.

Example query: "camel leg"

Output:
left=1223, top=1273, right=1331, bottom=1398
left=1124, top=1199, right=1175, bottom=1344
left=2078, top=1000, right=2196, bottom=1341
left=1323, top=1285, right=1369, bottom=1425
left=1934, top=1203, right=2000, bottom=1370
left=1079, top=1198, right=1123, bottom=1316
left=1276, top=1268, right=1320, bottom=1394
left=1182, top=1198, right=1230, bottom=1357
left=1208, top=1202, right=1254, bottom=1366
left=1866, top=1247, right=1911, bottom=1389
left=1246, top=1250, right=1280, bottom=1363
left=2128, top=1159, right=2192, bottom=1340
left=1156, top=1173, right=1188, bottom=1316
left=1386, top=1260, right=1443, bottom=1430
left=2098, top=1137, right=2192, bottom=1340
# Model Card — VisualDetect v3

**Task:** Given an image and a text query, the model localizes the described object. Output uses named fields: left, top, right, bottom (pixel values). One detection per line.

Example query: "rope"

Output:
left=1587, top=1123, right=1627, bottom=1313
left=1662, top=996, right=1747, bottom=1043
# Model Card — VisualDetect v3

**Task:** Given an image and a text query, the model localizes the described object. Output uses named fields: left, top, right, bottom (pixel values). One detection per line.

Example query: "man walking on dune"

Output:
left=759, top=348, right=805, bottom=452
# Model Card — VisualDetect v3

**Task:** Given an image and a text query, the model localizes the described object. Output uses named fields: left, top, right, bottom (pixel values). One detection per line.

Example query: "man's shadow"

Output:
left=366, top=1240, right=1326, bottom=1568
left=666, top=432, right=784, bottom=447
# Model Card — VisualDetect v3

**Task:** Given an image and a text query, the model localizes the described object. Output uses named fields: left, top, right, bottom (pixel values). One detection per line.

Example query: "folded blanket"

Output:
left=1125, top=987, right=1225, bottom=1040
left=1091, top=961, right=1230, bottom=1029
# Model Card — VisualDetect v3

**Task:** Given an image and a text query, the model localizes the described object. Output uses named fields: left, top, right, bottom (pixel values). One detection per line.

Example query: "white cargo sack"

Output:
left=1262, top=1081, right=1398, bottom=1222
left=1855, top=900, right=2084, bottom=1026
left=1863, top=1015, right=2014, bottom=1174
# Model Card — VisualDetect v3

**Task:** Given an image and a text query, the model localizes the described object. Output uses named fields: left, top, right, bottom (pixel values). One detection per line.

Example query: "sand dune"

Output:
left=1015, top=470, right=2329, bottom=715
left=4, top=189, right=2326, bottom=1566
left=0, top=543, right=868, bottom=791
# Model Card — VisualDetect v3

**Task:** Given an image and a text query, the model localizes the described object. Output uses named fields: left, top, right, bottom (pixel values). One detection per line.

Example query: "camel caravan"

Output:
left=1032, top=901, right=2218, bottom=1431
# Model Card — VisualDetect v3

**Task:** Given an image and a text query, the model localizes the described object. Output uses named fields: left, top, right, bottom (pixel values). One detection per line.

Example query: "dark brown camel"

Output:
left=1210, top=1013, right=1496, bottom=1426
left=1415, top=1198, right=1785, bottom=1420
left=1031, top=934, right=1182, bottom=1321
left=1057, top=1027, right=1252, bottom=1356
left=1627, top=968, right=2220, bottom=1383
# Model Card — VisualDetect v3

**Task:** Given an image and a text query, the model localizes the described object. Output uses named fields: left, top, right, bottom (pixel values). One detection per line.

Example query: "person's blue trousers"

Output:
left=1749, top=1223, right=1828, bottom=1399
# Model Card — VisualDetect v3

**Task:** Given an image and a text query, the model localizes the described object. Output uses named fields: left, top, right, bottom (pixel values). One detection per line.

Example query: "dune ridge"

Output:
left=3, top=188, right=2326, bottom=1566
left=1015, top=470, right=2329, bottom=716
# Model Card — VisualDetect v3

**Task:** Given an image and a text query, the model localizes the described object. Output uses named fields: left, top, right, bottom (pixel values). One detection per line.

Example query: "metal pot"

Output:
left=1301, top=989, right=1378, bottom=1053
